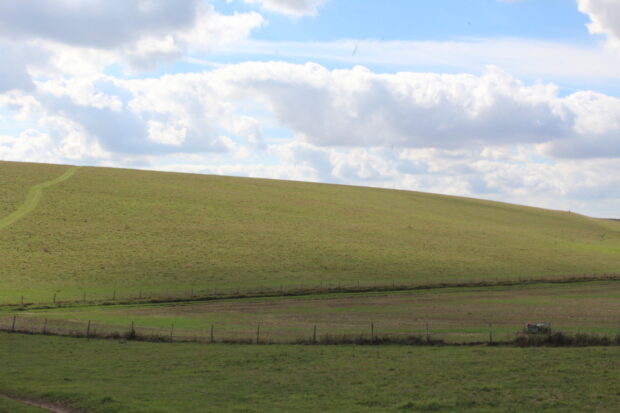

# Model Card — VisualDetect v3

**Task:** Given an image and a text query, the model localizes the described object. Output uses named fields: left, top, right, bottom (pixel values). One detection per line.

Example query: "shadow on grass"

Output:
left=3, top=326, right=619, bottom=348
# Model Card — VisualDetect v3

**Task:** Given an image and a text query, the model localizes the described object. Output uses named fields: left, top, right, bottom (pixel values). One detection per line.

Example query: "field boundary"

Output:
left=4, top=273, right=620, bottom=311
left=0, top=165, right=79, bottom=230
left=1, top=326, right=618, bottom=348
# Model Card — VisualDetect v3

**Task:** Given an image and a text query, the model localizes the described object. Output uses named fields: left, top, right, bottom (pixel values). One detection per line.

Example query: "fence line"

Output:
left=1, top=314, right=618, bottom=347
left=2, top=273, right=620, bottom=310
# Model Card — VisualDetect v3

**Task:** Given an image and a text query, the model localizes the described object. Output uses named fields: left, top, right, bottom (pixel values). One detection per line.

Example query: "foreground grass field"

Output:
left=8, top=281, right=620, bottom=343
left=1, top=332, right=619, bottom=412
left=2, top=160, right=620, bottom=303
left=0, top=395, right=46, bottom=413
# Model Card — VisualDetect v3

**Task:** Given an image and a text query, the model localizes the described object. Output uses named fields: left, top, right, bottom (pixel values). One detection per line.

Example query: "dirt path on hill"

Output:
left=0, top=166, right=79, bottom=230
left=0, top=393, right=88, bottom=413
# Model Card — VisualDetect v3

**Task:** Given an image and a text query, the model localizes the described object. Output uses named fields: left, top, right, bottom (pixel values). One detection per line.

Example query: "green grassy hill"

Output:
left=1, top=160, right=620, bottom=302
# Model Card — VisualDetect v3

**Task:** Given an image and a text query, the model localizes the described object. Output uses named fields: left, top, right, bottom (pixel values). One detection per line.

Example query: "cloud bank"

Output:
left=0, top=0, right=264, bottom=78
left=6, top=62, right=620, bottom=158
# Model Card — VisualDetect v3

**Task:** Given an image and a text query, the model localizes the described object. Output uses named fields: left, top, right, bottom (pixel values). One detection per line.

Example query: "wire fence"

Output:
left=2, top=314, right=619, bottom=347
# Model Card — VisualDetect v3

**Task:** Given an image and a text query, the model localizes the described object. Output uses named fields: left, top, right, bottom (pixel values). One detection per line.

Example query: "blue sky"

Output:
left=215, top=0, right=592, bottom=43
left=2, top=0, right=620, bottom=217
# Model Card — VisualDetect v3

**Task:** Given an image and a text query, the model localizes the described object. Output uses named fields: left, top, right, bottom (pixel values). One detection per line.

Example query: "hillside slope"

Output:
left=1, top=160, right=620, bottom=301
left=0, top=161, right=69, bottom=218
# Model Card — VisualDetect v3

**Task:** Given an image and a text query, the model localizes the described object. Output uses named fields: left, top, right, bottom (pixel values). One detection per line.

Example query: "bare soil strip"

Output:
left=0, top=393, right=87, bottom=413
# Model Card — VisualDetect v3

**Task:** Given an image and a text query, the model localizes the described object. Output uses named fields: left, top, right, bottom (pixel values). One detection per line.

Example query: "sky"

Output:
left=1, top=0, right=620, bottom=218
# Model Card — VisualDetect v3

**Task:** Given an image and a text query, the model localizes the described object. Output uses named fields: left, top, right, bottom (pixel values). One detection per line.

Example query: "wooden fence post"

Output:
left=313, top=325, right=317, bottom=344
left=210, top=324, right=214, bottom=343
left=42, top=318, right=48, bottom=335
left=170, top=324, right=174, bottom=341
left=256, top=323, right=261, bottom=344
left=371, top=322, right=374, bottom=342
left=11, top=315, right=16, bottom=332
left=425, top=322, right=430, bottom=343
left=489, top=323, right=493, bottom=345
left=86, top=320, right=91, bottom=338
left=53, top=293, right=56, bottom=305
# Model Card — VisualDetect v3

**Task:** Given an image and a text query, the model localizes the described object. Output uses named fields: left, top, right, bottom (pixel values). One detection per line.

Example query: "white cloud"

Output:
left=0, top=0, right=201, bottom=49
left=0, top=0, right=265, bottom=82
left=213, top=62, right=619, bottom=157
left=0, top=45, right=35, bottom=93
left=540, top=90, right=620, bottom=159
left=147, top=120, right=188, bottom=146
left=230, top=116, right=266, bottom=148
left=243, top=0, right=326, bottom=16
left=579, top=0, right=620, bottom=52
left=0, top=130, right=54, bottom=162
left=5, top=61, right=620, bottom=161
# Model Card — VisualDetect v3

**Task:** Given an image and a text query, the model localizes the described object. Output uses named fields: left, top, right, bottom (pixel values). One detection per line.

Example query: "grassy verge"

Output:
left=1, top=332, right=619, bottom=412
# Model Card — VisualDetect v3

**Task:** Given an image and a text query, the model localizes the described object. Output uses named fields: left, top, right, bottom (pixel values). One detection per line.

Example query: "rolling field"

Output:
left=2, top=160, right=620, bottom=303
left=7, top=281, right=620, bottom=343
left=2, top=160, right=620, bottom=412
left=1, top=333, right=619, bottom=413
